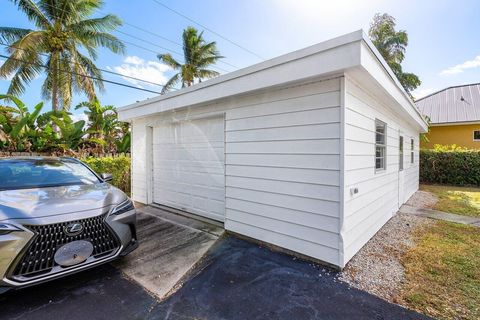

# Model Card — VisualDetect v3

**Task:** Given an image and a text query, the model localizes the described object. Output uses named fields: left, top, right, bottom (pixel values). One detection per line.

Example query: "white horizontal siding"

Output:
left=342, top=76, right=421, bottom=264
left=226, top=187, right=339, bottom=218
left=226, top=107, right=340, bottom=131
left=224, top=78, right=342, bottom=266
left=226, top=154, right=340, bottom=170
left=227, top=165, right=339, bottom=186
left=131, top=119, right=148, bottom=204
left=226, top=198, right=339, bottom=233
left=227, top=220, right=340, bottom=265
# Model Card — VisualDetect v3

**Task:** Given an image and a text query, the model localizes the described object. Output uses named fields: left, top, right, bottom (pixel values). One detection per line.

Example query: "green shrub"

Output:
left=420, top=147, right=480, bottom=186
left=82, top=156, right=131, bottom=194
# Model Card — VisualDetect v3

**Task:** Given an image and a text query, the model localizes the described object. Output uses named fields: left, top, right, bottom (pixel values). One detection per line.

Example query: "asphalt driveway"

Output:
left=0, top=236, right=430, bottom=320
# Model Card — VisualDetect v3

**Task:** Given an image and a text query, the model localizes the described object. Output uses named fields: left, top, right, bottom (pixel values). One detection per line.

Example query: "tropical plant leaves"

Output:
left=0, top=95, right=130, bottom=154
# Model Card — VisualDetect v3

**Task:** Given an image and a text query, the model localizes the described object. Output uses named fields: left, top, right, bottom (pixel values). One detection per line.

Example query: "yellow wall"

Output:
left=421, top=124, right=480, bottom=149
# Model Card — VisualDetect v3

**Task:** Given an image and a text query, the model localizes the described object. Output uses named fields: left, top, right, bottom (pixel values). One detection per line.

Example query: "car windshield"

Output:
left=0, top=159, right=101, bottom=190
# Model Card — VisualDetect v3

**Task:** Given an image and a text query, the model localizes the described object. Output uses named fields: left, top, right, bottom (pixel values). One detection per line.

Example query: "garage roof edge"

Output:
left=117, top=29, right=428, bottom=131
left=118, top=30, right=364, bottom=114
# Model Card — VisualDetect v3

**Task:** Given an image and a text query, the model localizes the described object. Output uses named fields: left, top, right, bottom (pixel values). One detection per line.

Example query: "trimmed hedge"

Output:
left=420, top=148, right=480, bottom=186
left=83, top=156, right=131, bottom=194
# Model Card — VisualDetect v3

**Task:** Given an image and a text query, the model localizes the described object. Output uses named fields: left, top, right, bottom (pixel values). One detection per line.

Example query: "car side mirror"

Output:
left=100, top=173, right=113, bottom=182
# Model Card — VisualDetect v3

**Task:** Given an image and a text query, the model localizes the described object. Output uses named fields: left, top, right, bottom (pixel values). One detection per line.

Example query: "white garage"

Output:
left=118, top=30, right=428, bottom=269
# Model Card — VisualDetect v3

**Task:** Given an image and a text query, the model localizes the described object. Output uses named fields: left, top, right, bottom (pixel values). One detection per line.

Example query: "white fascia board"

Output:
left=359, top=33, right=429, bottom=132
left=118, top=30, right=364, bottom=121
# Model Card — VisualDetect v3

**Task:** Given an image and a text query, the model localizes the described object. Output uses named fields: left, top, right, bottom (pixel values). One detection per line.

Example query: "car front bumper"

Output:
left=0, top=208, right=137, bottom=293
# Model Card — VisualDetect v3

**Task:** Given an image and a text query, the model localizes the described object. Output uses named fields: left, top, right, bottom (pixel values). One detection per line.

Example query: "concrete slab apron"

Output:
left=114, top=207, right=223, bottom=299
left=400, top=204, right=480, bottom=226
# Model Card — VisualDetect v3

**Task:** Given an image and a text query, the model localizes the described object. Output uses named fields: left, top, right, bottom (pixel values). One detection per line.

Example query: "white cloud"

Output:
left=440, top=55, right=480, bottom=75
left=109, top=56, right=170, bottom=88
left=70, top=113, right=88, bottom=123
left=412, top=87, right=435, bottom=99
left=124, top=56, right=144, bottom=65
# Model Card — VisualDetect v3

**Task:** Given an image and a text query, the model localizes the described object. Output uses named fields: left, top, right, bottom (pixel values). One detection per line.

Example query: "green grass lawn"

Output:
left=420, top=184, right=480, bottom=217
left=399, top=221, right=480, bottom=320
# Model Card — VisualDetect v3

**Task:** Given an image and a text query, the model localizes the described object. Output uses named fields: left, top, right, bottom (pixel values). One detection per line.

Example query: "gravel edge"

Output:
left=338, top=211, right=434, bottom=303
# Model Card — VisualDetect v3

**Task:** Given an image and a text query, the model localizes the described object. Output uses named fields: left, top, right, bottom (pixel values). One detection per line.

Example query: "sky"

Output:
left=1, top=0, right=480, bottom=117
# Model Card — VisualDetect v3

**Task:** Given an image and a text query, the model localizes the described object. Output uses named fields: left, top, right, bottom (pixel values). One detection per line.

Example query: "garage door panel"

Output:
left=152, top=147, right=224, bottom=162
left=153, top=162, right=224, bottom=176
left=154, top=170, right=224, bottom=186
left=153, top=116, right=226, bottom=221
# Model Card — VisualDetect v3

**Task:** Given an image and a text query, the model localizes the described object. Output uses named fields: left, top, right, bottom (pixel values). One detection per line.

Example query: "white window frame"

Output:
left=410, top=138, right=414, bottom=164
left=375, top=119, right=387, bottom=172
left=399, top=135, right=404, bottom=171
left=473, top=130, right=480, bottom=141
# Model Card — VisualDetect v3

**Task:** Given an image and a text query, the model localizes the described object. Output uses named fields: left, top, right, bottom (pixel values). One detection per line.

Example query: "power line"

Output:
left=0, top=42, right=166, bottom=88
left=115, top=29, right=183, bottom=57
left=117, top=34, right=230, bottom=73
left=29, top=1, right=238, bottom=71
left=151, top=0, right=265, bottom=61
left=0, top=53, right=162, bottom=95
left=1, top=1, right=238, bottom=90
left=121, top=20, right=182, bottom=47
left=114, top=28, right=231, bottom=73
left=120, top=23, right=239, bottom=70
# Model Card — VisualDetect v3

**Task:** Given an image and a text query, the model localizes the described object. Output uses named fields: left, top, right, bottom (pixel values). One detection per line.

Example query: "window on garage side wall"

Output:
left=375, top=119, right=387, bottom=171
left=399, top=135, right=404, bottom=171
left=411, top=138, right=414, bottom=164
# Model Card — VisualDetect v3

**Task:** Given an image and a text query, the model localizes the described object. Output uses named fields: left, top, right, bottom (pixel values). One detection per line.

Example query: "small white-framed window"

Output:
left=399, top=135, right=404, bottom=171
left=473, top=130, right=480, bottom=141
left=410, top=138, right=414, bottom=164
left=375, top=119, right=387, bottom=171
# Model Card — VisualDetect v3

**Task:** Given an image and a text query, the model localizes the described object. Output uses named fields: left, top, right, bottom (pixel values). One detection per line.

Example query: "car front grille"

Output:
left=11, top=214, right=120, bottom=279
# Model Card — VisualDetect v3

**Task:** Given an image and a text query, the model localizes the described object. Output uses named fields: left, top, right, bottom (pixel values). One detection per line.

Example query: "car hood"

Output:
left=0, top=183, right=126, bottom=220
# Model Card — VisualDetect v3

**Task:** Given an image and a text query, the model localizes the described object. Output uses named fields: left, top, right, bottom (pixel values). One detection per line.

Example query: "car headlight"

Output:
left=111, top=198, right=135, bottom=215
left=0, top=223, right=21, bottom=235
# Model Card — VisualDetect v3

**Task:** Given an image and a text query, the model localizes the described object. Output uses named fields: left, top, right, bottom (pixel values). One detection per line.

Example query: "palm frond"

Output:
left=197, top=69, right=220, bottom=80
left=80, top=31, right=125, bottom=54
left=7, top=31, right=47, bottom=59
left=68, top=14, right=123, bottom=33
left=5, top=52, right=43, bottom=96
left=161, top=73, right=181, bottom=94
left=71, top=0, right=104, bottom=20
left=0, top=27, right=32, bottom=43
left=10, top=0, right=50, bottom=28
left=71, top=49, right=103, bottom=99
left=157, top=53, right=181, bottom=70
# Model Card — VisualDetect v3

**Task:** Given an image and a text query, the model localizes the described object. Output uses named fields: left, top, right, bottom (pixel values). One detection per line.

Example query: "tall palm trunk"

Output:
left=51, top=77, right=59, bottom=111
left=51, top=51, right=60, bottom=111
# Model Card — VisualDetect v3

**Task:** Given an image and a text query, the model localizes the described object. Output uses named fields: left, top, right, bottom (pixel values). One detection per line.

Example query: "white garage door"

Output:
left=152, top=115, right=225, bottom=222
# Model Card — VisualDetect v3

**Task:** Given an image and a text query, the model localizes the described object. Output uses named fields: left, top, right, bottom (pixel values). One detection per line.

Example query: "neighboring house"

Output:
left=416, top=83, right=480, bottom=149
left=118, top=30, right=428, bottom=269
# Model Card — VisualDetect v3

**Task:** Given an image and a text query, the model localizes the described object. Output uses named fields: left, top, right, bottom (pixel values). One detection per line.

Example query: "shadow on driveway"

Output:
left=151, top=236, right=430, bottom=320
left=0, top=265, right=157, bottom=320
left=1, top=236, right=430, bottom=320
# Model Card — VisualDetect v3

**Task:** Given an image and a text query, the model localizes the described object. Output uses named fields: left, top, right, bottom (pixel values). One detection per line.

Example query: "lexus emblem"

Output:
left=64, top=223, right=84, bottom=236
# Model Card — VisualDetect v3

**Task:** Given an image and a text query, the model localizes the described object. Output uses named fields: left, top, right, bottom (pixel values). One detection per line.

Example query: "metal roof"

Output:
left=416, top=83, right=480, bottom=124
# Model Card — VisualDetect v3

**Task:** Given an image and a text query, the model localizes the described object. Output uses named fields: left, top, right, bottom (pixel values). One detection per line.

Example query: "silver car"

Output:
left=0, top=157, right=138, bottom=293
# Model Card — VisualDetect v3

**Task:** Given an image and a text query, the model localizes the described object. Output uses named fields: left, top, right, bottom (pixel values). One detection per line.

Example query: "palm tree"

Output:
left=158, top=26, right=223, bottom=94
left=368, top=13, right=420, bottom=94
left=0, top=0, right=125, bottom=111
left=75, top=98, right=117, bottom=152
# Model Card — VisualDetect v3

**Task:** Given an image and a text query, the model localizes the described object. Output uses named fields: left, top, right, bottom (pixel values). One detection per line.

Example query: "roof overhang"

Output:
left=118, top=29, right=428, bottom=132
left=430, top=121, right=480, bottom=127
